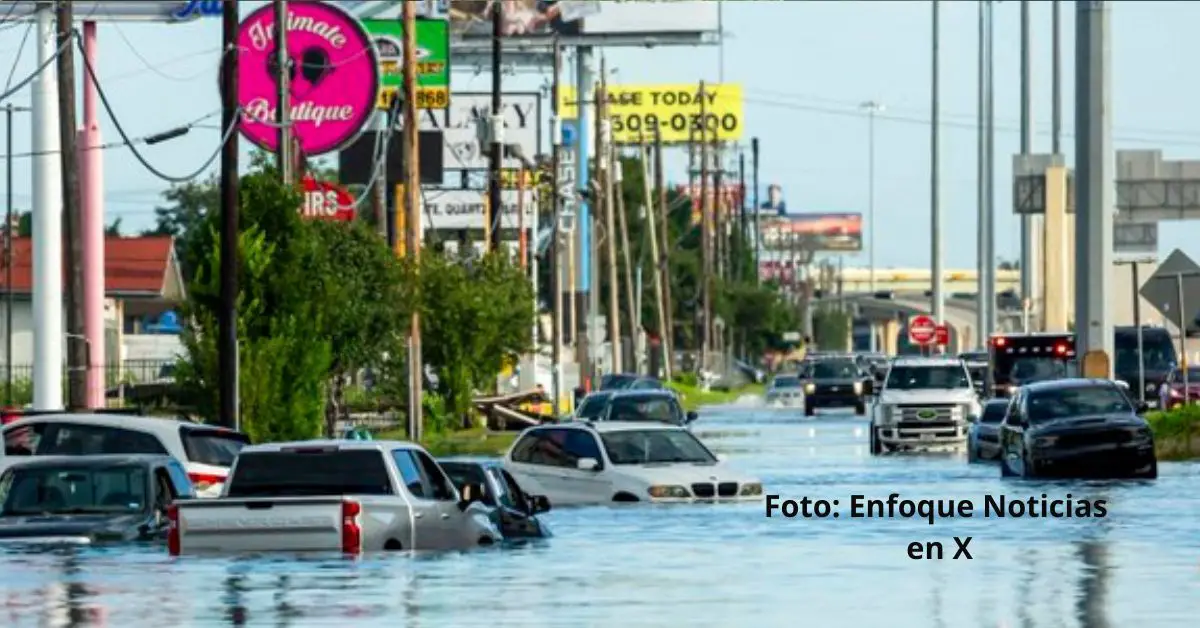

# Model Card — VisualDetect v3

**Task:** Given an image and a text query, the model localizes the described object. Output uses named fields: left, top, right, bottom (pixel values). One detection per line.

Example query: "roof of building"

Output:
left=0, top=236, right=182, bottom=299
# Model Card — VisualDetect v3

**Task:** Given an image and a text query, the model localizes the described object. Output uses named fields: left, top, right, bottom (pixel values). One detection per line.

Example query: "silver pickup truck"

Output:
left=168, top=440, right=502, bottom=555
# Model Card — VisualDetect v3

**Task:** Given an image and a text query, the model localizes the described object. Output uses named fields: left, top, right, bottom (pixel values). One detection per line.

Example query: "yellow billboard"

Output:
left=558, top=83, right=743, bottom=145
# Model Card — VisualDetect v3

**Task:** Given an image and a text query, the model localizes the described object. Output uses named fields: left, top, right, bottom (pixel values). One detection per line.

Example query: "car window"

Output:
left=491, top=467, right=525, bottom=510
left=601, top=429, right=717, bottom=465
left=226, top=450, right=393, bottom=497
left=630, top=378, right=663, bottom=390
left=153, top=468, right=176, bottom=510
left=391, top=450, right=427, bottom=498
left=516, top=429, right=576, bottom=468
left=980, top=402, right=1008, bottom=424
left=509, top=431, right=543, bottom=464
left=1, top=464, right=149, bottom=516
left=441, top=463, right=495, bottom=506
left=772, top=376, right=801, bottom=389
left=813, top=360, right=858, bottom=379
left=410, top=450, right=456, bottom=501
left=3, top=423, right=46, bottom=456
left=606, top=397, right=682, bottom=424
left=576, top=394, right=612, bottom=419
left=38, top=424, right=169, bottom=456
left=1027, top=386, right=1133, bottom=423
left=561, top=429, right=602, bottom=462
left=884, top=365, right=970, bottom=391
left=179, top=428, right=249, bottom=467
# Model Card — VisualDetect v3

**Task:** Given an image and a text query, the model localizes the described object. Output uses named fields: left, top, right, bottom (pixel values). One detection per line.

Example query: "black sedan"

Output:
left=0, top=455, right=195, bottom=544
left=802, top=358, right=872, bottom=416
left=967, top=399, right=1010, bottom=462
left=439, top=457, right=551, bottom=539
left=998, top=379, right=1157, bottom=479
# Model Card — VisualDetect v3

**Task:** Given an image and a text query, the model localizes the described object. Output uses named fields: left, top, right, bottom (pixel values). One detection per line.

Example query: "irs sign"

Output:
left=299, top=177, right=355, bottom=221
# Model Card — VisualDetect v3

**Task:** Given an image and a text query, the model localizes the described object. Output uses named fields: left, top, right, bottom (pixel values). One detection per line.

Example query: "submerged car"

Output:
left=0, top=455, right=194, bottom=545
left=967, top=399, right=1010, bottom=462
left=998, top=379, right=1156, bottom=479
left=503, top=422, right=762, bottom=505
left=575, top=390, right=696, bottom=426
left=439, top=457, right=551, bottom=539
left=870, top=357, right=980, bottom=455
left=765, top=375, right=804, bottom=406
left=800, top=358, right=870, bottom=415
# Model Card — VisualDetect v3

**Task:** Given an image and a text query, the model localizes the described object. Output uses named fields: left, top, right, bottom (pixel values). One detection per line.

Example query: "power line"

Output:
left=0, top=27, right=72, bottom=104
left=0, top=109, right=221, bottom=160
left=3, top=21, right=31, bottom=94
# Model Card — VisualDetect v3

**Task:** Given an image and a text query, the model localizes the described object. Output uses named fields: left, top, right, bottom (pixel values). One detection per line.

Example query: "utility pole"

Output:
left=1019, top=0, right=1036, bottom=331
left=714, top=145, right=725, bottom=282
left=219, top=0, right=241, bottom=430
left=274, top=0, right=292, bottom=184
left=402, top=0, right=423, bottom=440
left=31, top=4, right=62, bottom=411
left=737, top=148, right=746, bottom=284
left=860, top=101, right=882, bottom=348
left=931, top=1, right=944, bottom=338
left=1052, top=0, right=1062, bottom=155
left=487, top=0, right=504, bottom=252
left=751, top=137, right=760, bottom=285
left=550, top=38, right=564, bottom=410
left=642, top=136, right=669, bottom=380
left=654, top=130, right=674, bottom=377
left=984, top=0, right=996, bottom=338
left=4, top=105, right=21, bottom=404
left=699, top=81, right=712, bottom=372
left=597, top=64, right=621, bottom=375
left=55, top=0, right=85, bottom=411
left=613, top=144, right=637, bottom=371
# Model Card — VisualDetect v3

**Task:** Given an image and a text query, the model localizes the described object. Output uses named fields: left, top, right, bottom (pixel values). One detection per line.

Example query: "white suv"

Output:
left=870, top=357, right=981, bottom=454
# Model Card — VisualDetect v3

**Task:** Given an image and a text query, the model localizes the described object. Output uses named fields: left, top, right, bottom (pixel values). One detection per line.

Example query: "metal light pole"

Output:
left=983, top=0, right=997, bottom=339
left=976, top=1, right=987, bottom=347
left=931, top=1, right=945, bottom=339
left=860, top=100, right=883, bottom=352
left=1019, top=0, right=1037, bottom=331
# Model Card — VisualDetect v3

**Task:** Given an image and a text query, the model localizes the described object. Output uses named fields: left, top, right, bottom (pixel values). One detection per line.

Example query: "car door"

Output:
left=390, top=449, right=441, bottom=550
left=999, top=393, right=1027, bottom=476
left=409, top=449, right=488, bottom=549
left=147, top=466, right=178, bottom=539
left=547, top=428, right=610, bottom=504
left=505, top=428, right=567, bottom=500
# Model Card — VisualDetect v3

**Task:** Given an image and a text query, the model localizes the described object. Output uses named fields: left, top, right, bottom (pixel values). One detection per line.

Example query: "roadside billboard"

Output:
left=559, top=84, right=742, bottom=144
left=674, top=183, right=743, bottom=226
left=421, top=93, right=542, bottom=173
left=363, top=19, right=451, bottom=110
left=421, top=189, right=538, bottom=231
left=760, top=213, right=863, bottom=253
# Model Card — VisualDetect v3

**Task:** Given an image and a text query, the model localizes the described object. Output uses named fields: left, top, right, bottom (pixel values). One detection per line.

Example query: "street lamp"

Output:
left=859, top=100, right=884, bottom=352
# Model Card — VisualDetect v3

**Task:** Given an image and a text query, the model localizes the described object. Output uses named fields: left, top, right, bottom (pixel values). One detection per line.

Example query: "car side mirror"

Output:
left=458, top=483, right=484, bottom=511
left=528, top=494, right=551, bottom=514
left=576, top=457, right=601, bottom=471
left=685, top=410, right=699, bottom=424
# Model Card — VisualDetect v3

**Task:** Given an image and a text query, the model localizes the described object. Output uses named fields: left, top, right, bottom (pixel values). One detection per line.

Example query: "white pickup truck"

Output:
left=167, top=440, right=502, bottom=555
left=870, top=357, right=982, bottom=454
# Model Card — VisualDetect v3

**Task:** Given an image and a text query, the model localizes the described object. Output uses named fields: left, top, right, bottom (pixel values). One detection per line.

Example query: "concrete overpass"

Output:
left=834, top=268, right=1020, bottom=294
left=817, top=292, right=1025, bottom=353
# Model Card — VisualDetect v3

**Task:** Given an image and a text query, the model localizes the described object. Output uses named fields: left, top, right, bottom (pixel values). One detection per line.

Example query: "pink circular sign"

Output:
left=236, top=1, right=379, bottom=156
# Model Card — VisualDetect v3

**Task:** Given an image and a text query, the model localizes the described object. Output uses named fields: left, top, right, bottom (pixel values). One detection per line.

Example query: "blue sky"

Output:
left=1, top=0, right=1199, bottom=271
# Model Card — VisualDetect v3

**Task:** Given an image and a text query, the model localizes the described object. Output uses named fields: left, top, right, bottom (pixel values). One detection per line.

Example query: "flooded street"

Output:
left=3, top=404, right=1200, bottom=626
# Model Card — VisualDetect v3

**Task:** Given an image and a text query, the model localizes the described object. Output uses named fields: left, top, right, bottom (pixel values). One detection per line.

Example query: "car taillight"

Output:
left=342, top=500, right=362, bottom=555
left=1055, top=344, right=1068, bottom=355
left=1170, top=386, right=1184, bottom=398
left=188, top=472, right=225, bottom=489
left=992, top=336, right=1007, bottom=347
left=167, top=504, right=180, bottom=556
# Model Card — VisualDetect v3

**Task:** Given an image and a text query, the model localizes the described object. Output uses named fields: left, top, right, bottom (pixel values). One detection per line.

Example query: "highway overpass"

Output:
left=833, top=268, right=1020, bottom=293
left=815, top=291, right=1025, bottom=352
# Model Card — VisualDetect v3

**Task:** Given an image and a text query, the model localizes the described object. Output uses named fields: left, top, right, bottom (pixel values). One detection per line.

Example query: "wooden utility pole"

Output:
left=641, top=137, right=669, bottom=380
left=402, top=0, right=423, bottom=440
left=486, top=0, right=503, bottom=252
left=219, top=0, right=240, bottom=430
left=613, top=143, right=637, bottom=371
left=273, top=0, right=292, bottom=183
left=714, top=144, right=726, bottom=281
left=698, top=80, right=712, bottom=371
left=597, top=63, right=621, bottom=374
left=653, top=130, right=673, bottom=376
left=550, top=38, right=564, bottom=411
left=55, top=1, right=85, bottom=410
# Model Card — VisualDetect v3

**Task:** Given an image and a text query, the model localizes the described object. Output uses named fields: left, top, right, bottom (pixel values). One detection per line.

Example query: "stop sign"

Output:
left=909, top=315, right=937, bottom=345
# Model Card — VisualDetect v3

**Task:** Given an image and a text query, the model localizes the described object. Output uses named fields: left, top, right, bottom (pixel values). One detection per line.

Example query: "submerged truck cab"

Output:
left=988, top=333, right=1076, bottom=398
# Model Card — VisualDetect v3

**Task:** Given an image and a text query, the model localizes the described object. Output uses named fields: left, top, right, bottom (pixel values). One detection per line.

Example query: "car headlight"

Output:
left=1033, top=436, right=1058, bottom=448
left=804, top=383, right=815, bottom=394
left=853, top=381, right=863, bottom=394
left=740, top=482, right=763, bottom=496
left=647, top=485, right=691, bottom=499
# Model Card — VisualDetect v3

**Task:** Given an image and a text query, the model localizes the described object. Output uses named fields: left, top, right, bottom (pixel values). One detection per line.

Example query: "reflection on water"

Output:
left=0, top=411, right=1196, bottom=626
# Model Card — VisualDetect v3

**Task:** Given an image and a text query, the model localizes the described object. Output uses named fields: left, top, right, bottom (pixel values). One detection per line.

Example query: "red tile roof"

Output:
left=0, top=236, right=175, bottom=296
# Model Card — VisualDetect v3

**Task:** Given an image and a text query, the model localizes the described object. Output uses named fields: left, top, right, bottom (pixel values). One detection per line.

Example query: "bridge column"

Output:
left=882, top=319, right=900, bottom=356
left=1043, top=163, right=1071, bottom=332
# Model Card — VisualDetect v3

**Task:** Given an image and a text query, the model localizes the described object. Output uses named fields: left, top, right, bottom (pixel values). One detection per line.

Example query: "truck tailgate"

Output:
left=174, top=497, right=347, bottom=555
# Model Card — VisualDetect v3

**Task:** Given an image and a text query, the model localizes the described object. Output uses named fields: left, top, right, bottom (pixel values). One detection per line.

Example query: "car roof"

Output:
left=1021, top=378, right=1118, bottom=393
left=890, top=356, right=963, bottom=367
left=544, top=421, right=684, bottom=433
left=2, top=454, right=174, bottom=471
left=983, top=398, right=1011, bottom=407
left=437, top=456, right=500, bottom=468
left=239, top=439, right=420, bottom=453
left=2, top=413, right=244, bottom=436
left=608, top=389, right=675, bottom=399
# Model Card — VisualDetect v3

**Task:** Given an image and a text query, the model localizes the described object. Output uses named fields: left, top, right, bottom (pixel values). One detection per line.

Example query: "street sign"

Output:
left=934, top=324, right=950, bottom=346
left=1139, top=248, right=1200, bottom=328
left=908, top=315, right=937, bottom=345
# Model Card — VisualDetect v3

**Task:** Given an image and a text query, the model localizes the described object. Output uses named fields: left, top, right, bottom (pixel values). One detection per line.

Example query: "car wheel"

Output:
left=870, top=426, right=882, bottom=455
left=804, top=401, right=815, bottom=417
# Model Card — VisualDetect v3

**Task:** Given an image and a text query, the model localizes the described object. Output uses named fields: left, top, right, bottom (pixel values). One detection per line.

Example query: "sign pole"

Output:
left=654, top=129, right=674, bottom=376
left=1132, top=262, right=1145, bottom=404
left=549, top=39, right=564, bottom=411
left=273, top=0, right=292, bottom=184
left=402, top=0, right=423, bottom=441
left=1177, top=273, right=1188, bottom=395
left=486, top=0, right=504, bottom=253
left=699, top=80, right=711, bottom=372
left=219, top=0, right=240, bottom=431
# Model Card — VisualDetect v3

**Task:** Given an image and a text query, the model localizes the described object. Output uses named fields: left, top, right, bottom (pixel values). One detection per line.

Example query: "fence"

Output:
left=0, top=360, right=179, bottom=405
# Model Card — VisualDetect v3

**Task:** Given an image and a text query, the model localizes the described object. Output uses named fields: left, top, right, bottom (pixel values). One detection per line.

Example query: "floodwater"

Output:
left=2, top=404, right=1199, bottom=627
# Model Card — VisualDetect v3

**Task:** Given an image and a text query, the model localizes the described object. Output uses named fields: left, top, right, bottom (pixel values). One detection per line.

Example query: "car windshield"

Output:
left=600, top=374, right=639, bottom=390
left=813, top=360, right=858, bottom=379
left=885, top=365, right=970, bottom=391
left=1115, top=339, right=1175, bottom=373
left=576, top=394, right=613, bottom=419
left=180, top=428, right=248, bottom=467
left=601, top=429, right=717, bottom=465
left=1010, top=357, right=1068, bottom=383
left=772, top=376, right=801, bottom=389
left=441, top=463, right=497, bottom=507
left=606, top=396, right=682, bottom=424
left=981, top=402, right=1008, bottom=424
left=0, top=465, right=148, bottom=516
left=1169, top=367, right=1200, bottom=382
left=1027, top=386, right=1133, bottom=423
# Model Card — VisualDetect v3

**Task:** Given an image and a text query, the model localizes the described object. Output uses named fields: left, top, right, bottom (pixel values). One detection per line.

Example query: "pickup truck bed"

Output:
left=169, top=496, right=365, bottom=555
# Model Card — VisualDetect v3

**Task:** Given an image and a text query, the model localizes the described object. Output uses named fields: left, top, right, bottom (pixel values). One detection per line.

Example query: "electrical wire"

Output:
left=0, top=29, right=72, bottom=105
left=109, top=21, right=224, bottom=83
left=75, top=34, right=237, bottom=182
left=3, top=22, right=32, bottom=95
left=0, top=110, right=222, bottom=161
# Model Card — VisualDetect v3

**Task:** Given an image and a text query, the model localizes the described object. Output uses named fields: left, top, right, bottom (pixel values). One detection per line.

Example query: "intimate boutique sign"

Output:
left=235, top=1, right=380, bottom=155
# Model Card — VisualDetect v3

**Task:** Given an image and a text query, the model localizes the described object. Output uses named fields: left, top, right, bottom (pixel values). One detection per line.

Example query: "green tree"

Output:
left=411, top=250, right=534, bottom=423
left=812, top=307, right=852, bottom=352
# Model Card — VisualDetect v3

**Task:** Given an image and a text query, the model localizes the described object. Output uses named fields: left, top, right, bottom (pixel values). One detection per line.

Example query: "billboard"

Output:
left=363, top=19, right=451, bottom=110
left=413, top=93, right=542, bottom=173
left=422, top=189, right=538, bottom=231
left=559, top=83, right=742, bottom=144
left=760, top=213, right=863, bottom=253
